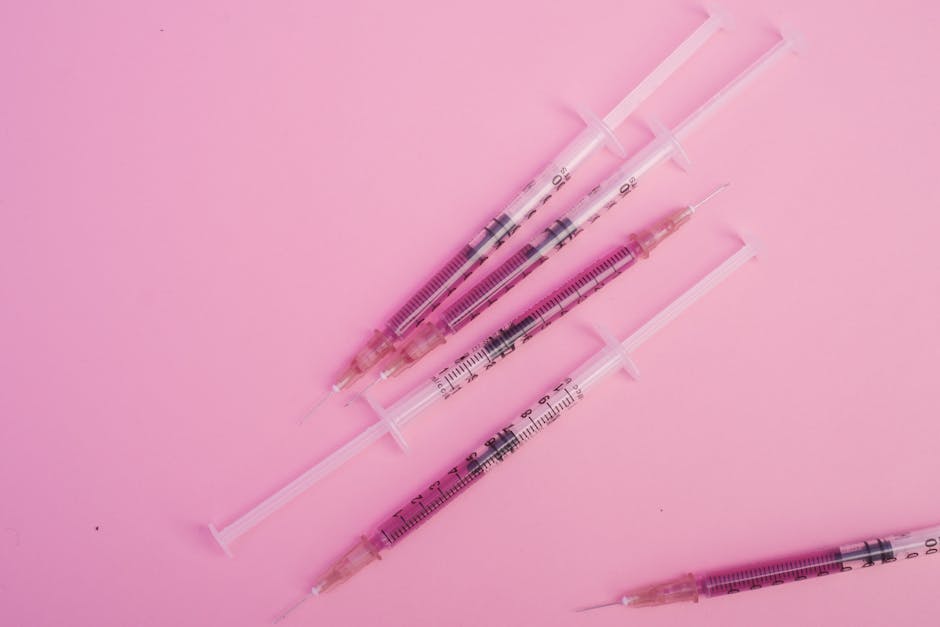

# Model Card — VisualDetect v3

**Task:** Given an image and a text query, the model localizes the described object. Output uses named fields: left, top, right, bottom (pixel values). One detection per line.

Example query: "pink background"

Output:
left=2, top=0, right=939, bottom=625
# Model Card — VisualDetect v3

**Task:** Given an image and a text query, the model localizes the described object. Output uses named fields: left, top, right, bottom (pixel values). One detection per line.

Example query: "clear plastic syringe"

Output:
left=274, top=240, right=759, bottom=619
left=577, top=522, right=940, bottom=611
left=308, top=9, right=727, bottom=410
left=373, top=31, right=800, bottom=381
left=208, top=187, right=725, bottom=555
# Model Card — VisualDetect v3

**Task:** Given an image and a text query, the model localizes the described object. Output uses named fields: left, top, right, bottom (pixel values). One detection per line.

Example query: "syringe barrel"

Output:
left=437, top=130, right=678, bottom=335
left=383, top=127, right=605, bottom=340
left=416, top=244, right=639, bottom=402
left=699, top=547, right=846, bottom=597
left=697, top=524, right=940, bottom=600
left=438, top=244, right=549, bottom=332
left=553, top=131, right=676, bottom=236
left=435, top=185, right=626, bottom=335
left=882, top=524, right=940, bottom=557
left=481, top=244, right=639, bottom=356
left=372, top=319, right=650, bottom=551
left=372, top=372, right=589, bottom=549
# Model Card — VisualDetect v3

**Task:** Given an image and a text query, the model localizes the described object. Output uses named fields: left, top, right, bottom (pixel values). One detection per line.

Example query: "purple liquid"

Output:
left=700, top=548, right=844, bottom=596
left=700, top=537, right=896, bottom=598
left=431, top=243, right=638, bottom=400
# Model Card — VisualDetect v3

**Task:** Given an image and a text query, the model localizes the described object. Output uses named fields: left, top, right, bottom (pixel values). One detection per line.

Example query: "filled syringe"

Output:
left=309, top=9, right=726, bottom=409
left=423, top=186, right=726, bottom=403
left=577, top=522, right=940, bottom=611
left=274, top=239, right=759, bottom=620
left=371, top=31, right=800, bottom=382
left=208, top=188, right=724, bottom=555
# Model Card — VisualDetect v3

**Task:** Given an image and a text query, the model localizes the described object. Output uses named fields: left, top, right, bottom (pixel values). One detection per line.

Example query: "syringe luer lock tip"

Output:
left=622, top=572, right=700, bottom=607
left=335, top=329, right=397, bottom=390
left=630, top=206, right=694, bottom=258
left=629, top=183, right=727, bottom=258
left=578, top=573, right=699, bottom=613
left=312, top=535, right=383, bottom=595
left=380, top=321, right=448, bottom=379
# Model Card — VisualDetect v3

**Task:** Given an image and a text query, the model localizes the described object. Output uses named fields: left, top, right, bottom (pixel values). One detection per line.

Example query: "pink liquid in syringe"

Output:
left=619, top=534, right=914, bottom=609
left=430, top=243, right=638, bottom=400
left=700, top=547, right=848, bottom=595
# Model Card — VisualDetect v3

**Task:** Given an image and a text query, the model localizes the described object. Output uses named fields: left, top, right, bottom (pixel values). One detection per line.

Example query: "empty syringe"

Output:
left=373, top=31, right=799, bottom=381
left=274, top=240, right=759, bottom=620
left=307, top=10, right=726, bottom=411
left=209, top=186, right=725, bottom=555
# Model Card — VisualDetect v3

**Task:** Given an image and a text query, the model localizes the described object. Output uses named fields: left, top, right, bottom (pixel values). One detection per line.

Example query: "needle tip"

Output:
left=689, top=182, right=731, bottom=212
left=574, top=599, right=626, bottom=613
left=300, top=389, right=335, bottom=424
left=273, top=592, right=314, bottom=623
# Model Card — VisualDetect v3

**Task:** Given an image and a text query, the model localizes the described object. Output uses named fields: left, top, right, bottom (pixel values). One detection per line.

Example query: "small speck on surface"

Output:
left=2, top=528, right=20, bottom=548
left=95, top=526, right=99, bottom=531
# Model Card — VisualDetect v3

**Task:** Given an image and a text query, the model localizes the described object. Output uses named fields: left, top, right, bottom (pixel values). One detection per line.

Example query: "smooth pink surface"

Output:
left=2, top=1, right=939, bottom=625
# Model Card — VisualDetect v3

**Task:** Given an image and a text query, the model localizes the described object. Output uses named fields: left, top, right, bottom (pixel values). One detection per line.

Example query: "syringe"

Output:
left=208, top=187, right=725, bottom=555
left=372, top=31, right=800, bottom=382
left=410, top=185, right=727, bottom=404
left=307, top=9, right=727, bottom=411
left=577, top=522, right=940, bottom=611
left=274, top=239, right=759, bottom=619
